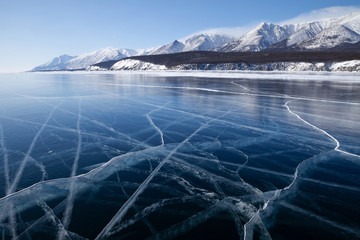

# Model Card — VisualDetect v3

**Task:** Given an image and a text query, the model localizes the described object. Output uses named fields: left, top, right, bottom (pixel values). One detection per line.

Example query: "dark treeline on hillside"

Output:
left=94, top=51, right=360, bottom=69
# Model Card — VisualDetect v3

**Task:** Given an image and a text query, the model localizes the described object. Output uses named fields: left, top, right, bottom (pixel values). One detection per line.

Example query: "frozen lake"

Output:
left=0, top=72, right=359, bottom=239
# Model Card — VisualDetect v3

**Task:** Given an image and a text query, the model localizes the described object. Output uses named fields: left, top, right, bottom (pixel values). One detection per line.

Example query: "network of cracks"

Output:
left=0, top=75, right=359, bottom=240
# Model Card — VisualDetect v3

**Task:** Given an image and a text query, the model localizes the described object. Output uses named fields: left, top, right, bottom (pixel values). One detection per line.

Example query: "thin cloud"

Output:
left=180, top=22, right=260, bottom=40
left=196, top=25, right=258, bottom=38
left=279, top=6, right=360, bottom=25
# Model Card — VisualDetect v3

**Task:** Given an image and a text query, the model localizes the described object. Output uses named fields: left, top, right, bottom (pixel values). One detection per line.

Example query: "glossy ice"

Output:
left=0, top=72, right=359, bottom=239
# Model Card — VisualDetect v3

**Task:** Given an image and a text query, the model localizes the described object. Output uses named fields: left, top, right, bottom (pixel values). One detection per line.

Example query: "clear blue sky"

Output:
left=1, top=0, right=359, bottom=72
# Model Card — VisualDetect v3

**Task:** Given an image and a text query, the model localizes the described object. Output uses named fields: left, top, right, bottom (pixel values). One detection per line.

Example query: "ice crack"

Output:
left=58, top=99, right=82, bottom=240
left=8, top=103, right=60, bottom=195
left=146, top=105, right=166, bottom=146
left=285, top=100, right=360, bottom=158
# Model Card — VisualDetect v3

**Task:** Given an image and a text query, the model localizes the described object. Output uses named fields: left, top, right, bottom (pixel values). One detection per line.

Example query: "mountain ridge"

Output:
left=32, top=47, right=137, bottom=71
left=31, top=12, right=360, bottom=72
left=214, top=12, right=360, bottom=52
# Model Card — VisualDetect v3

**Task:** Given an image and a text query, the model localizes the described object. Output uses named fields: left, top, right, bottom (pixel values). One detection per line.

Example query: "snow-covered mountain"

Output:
left=148, top=33, right=234, bottom=55
left=182, top=33, right=234, bottom=51
left=335, top=12, right=360, bottom=34
left=215, top=23, right=293, bottom=52
left=148, top=40, right=185, bottom=55
left=32, top=54, right=77, bottom=71
left=33, top=33, right=233, bottom=71
left=64, top=48, right=137, bottom=69
left=293, top=12, right=360, bottom=50
left=284, top=21, right=330, bottom=46
left=216, top=12, right=360, bottom=52
left=32, top=48, right=137, bottom=71
left=294, top=25, right=360, bottom=50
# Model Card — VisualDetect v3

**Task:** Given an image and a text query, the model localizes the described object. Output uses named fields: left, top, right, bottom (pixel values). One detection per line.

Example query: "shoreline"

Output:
left=16, top=69, right=360, bottom=82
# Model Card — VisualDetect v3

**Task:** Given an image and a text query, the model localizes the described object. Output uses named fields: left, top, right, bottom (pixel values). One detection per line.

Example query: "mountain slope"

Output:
left=284, top=21, right=329, bottom=46
left=32, top=54, right=76, bottom=71
left=283, top=12, right=360, bottom=50
left=335, top=11, right=360, bottom=34
left=215, top=12, right=360, bottom=52
left=182, top=33, right=234, bottom=51
left=295, top=25, right=360, bottom=50
left=148, top=40, right=185, bottom=55
left=148, top=33, right=234, bottom=55
left=32, top=48, right=137, bottom=71
left=214, top=22, right=293, bottom=52
left=65, top=48, right=137, bottom=69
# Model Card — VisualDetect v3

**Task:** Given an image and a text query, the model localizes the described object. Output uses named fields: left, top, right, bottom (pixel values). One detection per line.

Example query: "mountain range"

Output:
left=32, top=12, right=360, bottom=71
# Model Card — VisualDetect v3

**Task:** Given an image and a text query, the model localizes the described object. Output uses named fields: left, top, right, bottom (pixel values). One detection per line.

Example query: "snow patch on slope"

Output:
left=111, top=59, right=167, bottom=71
left=331, top=60, right=360, bottom=71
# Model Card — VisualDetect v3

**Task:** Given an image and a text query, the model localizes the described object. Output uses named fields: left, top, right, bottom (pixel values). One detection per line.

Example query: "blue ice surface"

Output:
left=0, top=72, right=359, bottom=239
